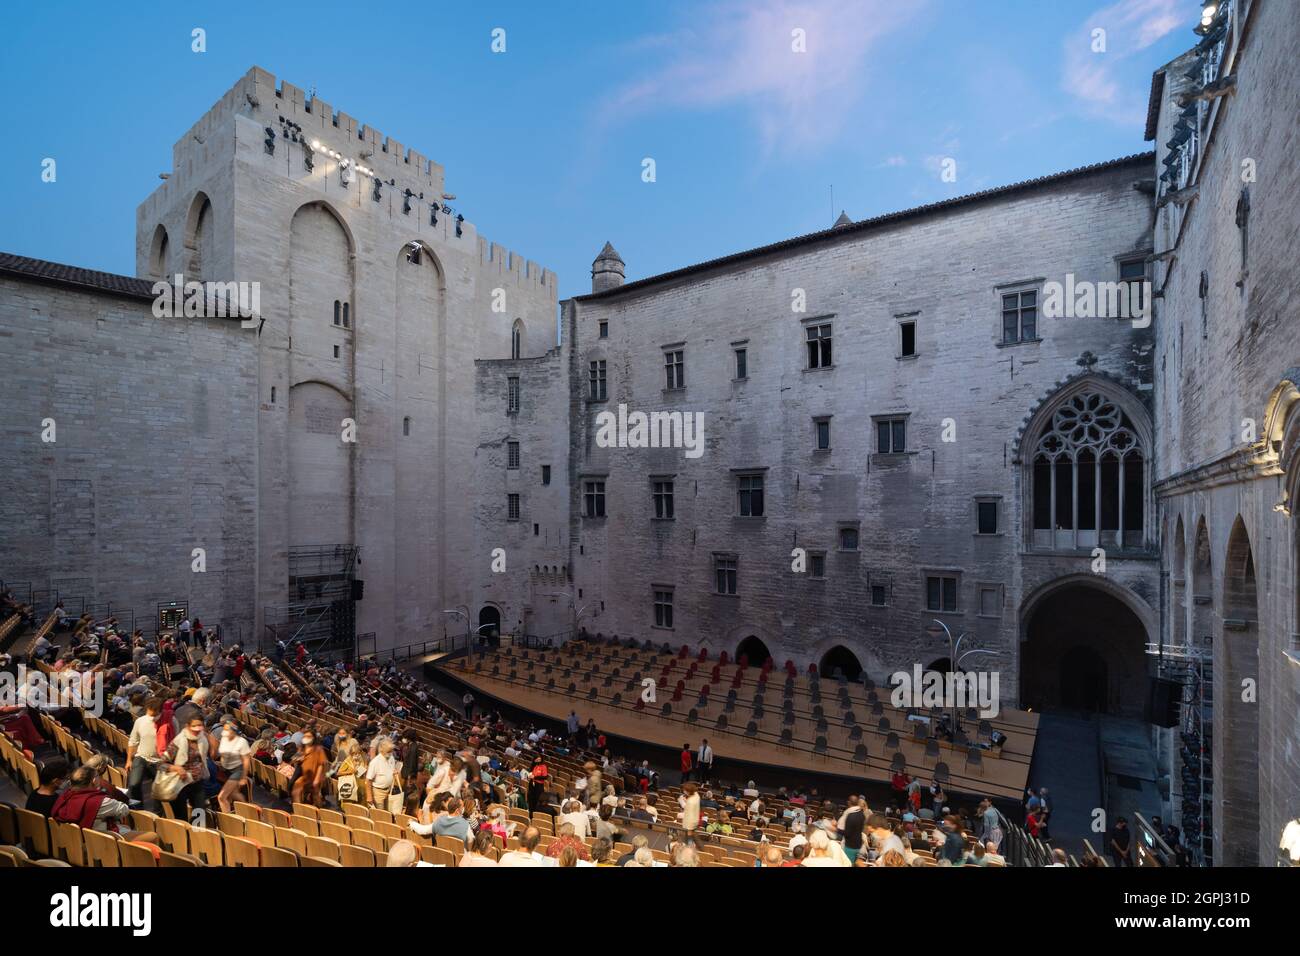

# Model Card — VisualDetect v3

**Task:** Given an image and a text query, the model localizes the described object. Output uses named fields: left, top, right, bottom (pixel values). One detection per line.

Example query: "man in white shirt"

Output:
left=560, top=799, right=591, bottom=838
left=696, top=739, right=714, bottom=780
left=498, top=827, right=555, bottom=867
left=125, top=696, right=163, bottom=804
left=366, top=739, right=401, bottom=809
left=178, top=618, right=192, bottom=646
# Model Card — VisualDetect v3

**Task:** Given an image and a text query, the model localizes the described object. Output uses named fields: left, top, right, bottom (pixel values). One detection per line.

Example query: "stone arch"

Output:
left=1017, top=375, right=1153, bottom=553
left=183, top=191, right=215, bottom=279
left=287, top=380, right=354, bottom=549
left=1190, top=515, right=1213, bottom=654
left=1216, top=516, right=1259, bottom=866
left=736, top=634, right=772, bottom=669
left=818, top=644, right=863, bottom=680
left=1263, top=370, right=1300, bottom=514
left=477, top=604, right=502, bottom=644
left=1019, top=574, right=1153, bottom=717
left=148, top=224, right=171, bottom=280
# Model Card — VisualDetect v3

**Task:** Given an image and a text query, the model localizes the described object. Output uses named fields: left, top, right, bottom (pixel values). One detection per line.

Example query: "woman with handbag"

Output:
left=158, top=715, right=211, bottom=820
left=365, top=737, right=403, bottom=812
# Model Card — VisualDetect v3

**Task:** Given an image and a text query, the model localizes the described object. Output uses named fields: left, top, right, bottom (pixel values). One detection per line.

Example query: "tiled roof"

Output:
left=0, top=252, right=157, bottom=300
left=573, top=153, right=1156, bottom=302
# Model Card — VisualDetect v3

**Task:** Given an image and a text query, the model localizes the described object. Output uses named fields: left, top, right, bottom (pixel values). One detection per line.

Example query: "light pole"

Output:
left=925, top=619, right=1001, bottom=736
left=572, top=602, right=596, bottom=644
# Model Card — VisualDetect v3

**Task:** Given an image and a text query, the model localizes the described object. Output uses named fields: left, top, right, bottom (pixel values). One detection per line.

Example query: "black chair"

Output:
left=815, top=718, right=829, bottom=734
left=852, top=743, right=869, bottom=763
left=813, top=736, right=828, bottom=759
left=877, top=716, right=891, bottom=732
left=848, top=724, right=863, bottom=742
left=744, top=721, right=758, bottom=738
left=924, top=738, right=940, bottom=762
left=965, top=748, right=983, bottom=774
left=545, top=678, right=556, bottom=691
left=871, top=700, right=884, bottom=716
left=566, top=682, right=577, bottom=694
left=933, top=762, right=951, bottom=786
left=778, top=728, right=793, bottom=748
left=783, top=711, right=796, bottom=727
left=842, top=711, right=857, bottom=726
left=610, top=693, right=622, bottom=706
left=889, top=752, right=906, bottom=773
left=715, top=714, right=728, bottom=731
left=885, top=732, right=900, bottom=751
left=660, top=703, right=672, bottom=718
left=687, top=708, right=699, bottom=723
left=586, top=687, right=598, bottom=701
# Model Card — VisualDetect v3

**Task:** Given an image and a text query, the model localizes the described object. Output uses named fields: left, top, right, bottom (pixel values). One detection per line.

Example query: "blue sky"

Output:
left=0, top=0, right=1196, bottom=301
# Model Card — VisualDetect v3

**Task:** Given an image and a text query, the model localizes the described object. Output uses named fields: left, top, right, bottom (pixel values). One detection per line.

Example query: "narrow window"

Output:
left=1119, top=258, right=1148, bottom=318
left=598, top=320, right=609, bottom=339
left=584, top=481, right=606, bottom=518
left=270, top=386, right=276, bottom=404
left=900, top=320, right=916, bottom=357
left=977, top=500, right=998, bottom=535
left=734, top=347, right=748, bottom=380
left=333, top=300, right=341, bottom=326
left=533, top=523, right=539, bottom=536
left=870, top=584, right=888, bottom=607
left=664, top=349, right=685, bottom=389
left=507, top=494, right=520, bottom=521
left=402, top=416, right=411, bottom=437
left=342, top=302, right=350, bottom=329
left=507, top=376, right=520, bottom=413
left=714, top=555, right=738, bottom=595
left=806, top=323, right=832, bottom=368
left=507, top=441, right=520, bottom=469
left=588, top=360, right=607, bottom=401
left=653, top=589, right=674, bottom=629
left=979, top=586, right=1001, bottom=617
left=737, top=474, right=765, bottom=517
left=809, top=553, right=826, bottom=579
left=511, top=323, right=522, bottom=360
left=541, top=465, right=551, bottom=486
left=1001, top=290, right=1037, bottom=343
left=653, top=479, right=674, bottom=519
left=814, top=417, right=831, bottom=451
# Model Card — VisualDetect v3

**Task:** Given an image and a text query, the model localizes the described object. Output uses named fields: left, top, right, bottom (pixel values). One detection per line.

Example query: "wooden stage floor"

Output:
left=439, top=646, right=1037, bottom=801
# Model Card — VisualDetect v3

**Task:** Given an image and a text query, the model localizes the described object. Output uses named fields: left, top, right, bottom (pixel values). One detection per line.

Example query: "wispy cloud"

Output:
left=1062, top=0, right=1185, bottom=125
left=879, top=155, right=907, bottom=167
left=597, top=0, right=925, bottom=156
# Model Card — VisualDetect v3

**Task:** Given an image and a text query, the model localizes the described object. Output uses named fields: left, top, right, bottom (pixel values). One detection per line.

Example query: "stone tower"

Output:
left=591, top=242, right=625, bottom=292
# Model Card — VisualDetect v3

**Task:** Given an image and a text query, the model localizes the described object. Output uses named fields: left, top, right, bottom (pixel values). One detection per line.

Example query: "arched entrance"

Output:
left=1021, top=581, right=1149, bottom=718
left=477, top=605, right=501, bottom=647
left=1218, top=518, right=1259, bottom=866
left=736, top=635, right=771, bottom=668
left=819, top=645, right=863, bottom=680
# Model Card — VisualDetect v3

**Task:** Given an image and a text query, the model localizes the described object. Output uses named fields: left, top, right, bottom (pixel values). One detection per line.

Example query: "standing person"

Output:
left=584, top=761, right=602, bottom=810
left=681, top=781, right=701, bottom=834
left=566, top=710, right=580, bottom=741
left=679, top=744, right=693, bottom=785
left=527, top=753, right=549, bottom=815
left=215, top=719, right=252, bottom=813
left=696, top=739, right=714, bottom=781
left=838, top=796, right=866, bottom=863
left=293, top=729, right=328, bottom=806
left=1108, top=816, right=1133, bottom=867
left=125, top=696, right=164, bottom=806
left=163, top=715, right=210, bottom=820
left=366, top=738, right=402, bottom=812
left=462, top=691, right=475, bottom=720
left=1036, top=788, right=1051, bottom=839
left=177, top=617, right=192, bottom=647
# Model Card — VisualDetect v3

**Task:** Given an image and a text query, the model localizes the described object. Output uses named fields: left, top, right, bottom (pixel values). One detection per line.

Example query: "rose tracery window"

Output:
left=1030, top=391, right=1146, bottom=550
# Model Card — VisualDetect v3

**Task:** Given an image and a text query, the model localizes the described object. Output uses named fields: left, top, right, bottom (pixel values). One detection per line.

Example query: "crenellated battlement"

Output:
left=478, top=237, right=555, bottom=290
left=170, top=67, right=448, bottom=189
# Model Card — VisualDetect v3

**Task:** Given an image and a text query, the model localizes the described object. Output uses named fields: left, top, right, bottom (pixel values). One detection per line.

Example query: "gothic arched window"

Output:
left=1030, top=390, right=1146, bottom=551
left=511, top=320, right=524, bottom=359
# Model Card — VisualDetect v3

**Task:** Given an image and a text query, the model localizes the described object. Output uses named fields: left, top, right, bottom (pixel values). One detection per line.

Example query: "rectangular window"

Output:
left=926, top=575, right=959, bottom=612
left=653, top=589, right=674, bottom=629
left=977, top=500, right=998, bottom=535
left=584, top=480, right=606, bottom=518
left=900, top=320, right=916, bottom=357
left=1119, top=257, right=1148, bottom=316
left=1001, top=290, right=1037, bottom=343
left=839, top=527, right=859, bottom=551
left=806, top=323, right=833, bottom=369
left=653, top=479, right=675, bottom=519
left=876, top=417, right=907, bottom=454
left=507, top=441, right=520, bottom=469
left=979, top=586, right=1002, bottom=618
left=541, top=465, right=551, bottom=486
left=333, top=344, right=340, bottom=358
left=507, top=376, right=520, bottom=413
left=737, top=474, right=764, bottom=517
left=588, top=360, right=607, bottom=401
left=598, top=320, right=608, bottom=339
left=809, top=552, right=826, bottom=579
left=870, top=584, right=889, bottom=607
left=714, top=555, right=737, bottom=595
left=507, top=494, right=520, bottom=521
left=814, top=418, right=831, bottom=451
left=734, top=347, right=748, bottom=380
left=664, top=349, right=685, bottom=389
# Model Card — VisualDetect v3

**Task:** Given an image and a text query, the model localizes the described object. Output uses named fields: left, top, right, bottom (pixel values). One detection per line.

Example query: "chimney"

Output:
left=591, top=241, right=625, bottom=293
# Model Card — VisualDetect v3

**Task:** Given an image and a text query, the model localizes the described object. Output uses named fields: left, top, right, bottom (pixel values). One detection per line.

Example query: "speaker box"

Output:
left=1147, top=677, right=1182, bottom=728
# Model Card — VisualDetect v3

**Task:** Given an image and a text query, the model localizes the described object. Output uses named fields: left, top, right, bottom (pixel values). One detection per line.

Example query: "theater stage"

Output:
left=439, top=644, right=1037, bottom=801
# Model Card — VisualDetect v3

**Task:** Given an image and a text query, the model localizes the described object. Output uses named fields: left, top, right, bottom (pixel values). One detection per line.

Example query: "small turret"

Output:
left=591, top=241, right=625, bottom=292
left=833, top=210, right=853, bottom=228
